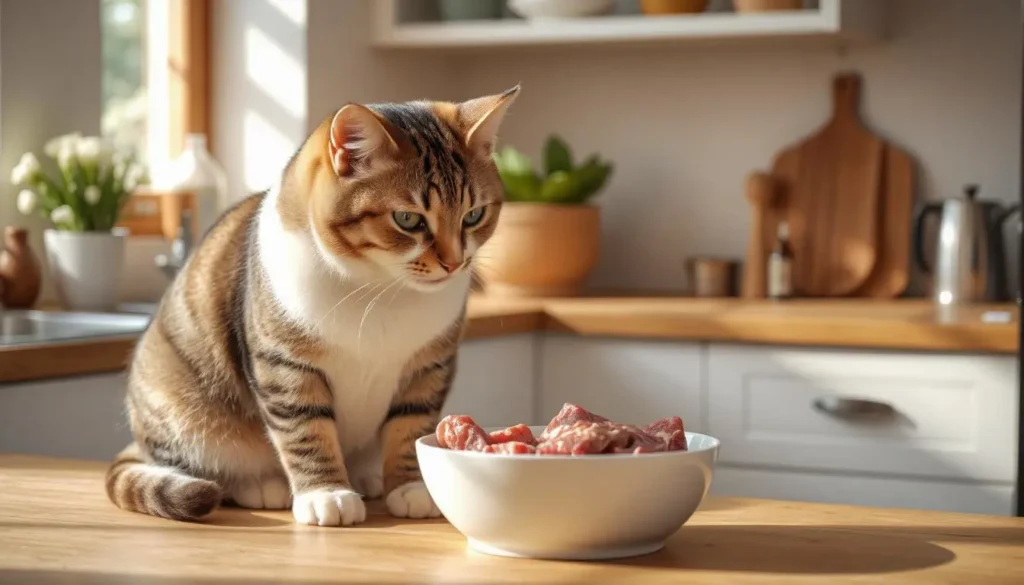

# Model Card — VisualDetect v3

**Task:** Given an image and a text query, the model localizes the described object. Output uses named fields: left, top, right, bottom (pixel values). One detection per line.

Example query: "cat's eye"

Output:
left=463, top=207, right=485, bottom=227
left=393, top=211, right=425, bottom=232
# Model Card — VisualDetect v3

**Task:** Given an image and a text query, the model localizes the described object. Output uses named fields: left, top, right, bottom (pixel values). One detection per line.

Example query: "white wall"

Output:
left=211, top=0, right=310, bottom=201
left=306, top=0, right=455, bottom=133
left=213, top=0, right=1022, bottom=296
left=211, top=0, right=454, bottom=205
left=458, top=0, right=1023, bottom=294
left=0, top=0, right=103, bottom=303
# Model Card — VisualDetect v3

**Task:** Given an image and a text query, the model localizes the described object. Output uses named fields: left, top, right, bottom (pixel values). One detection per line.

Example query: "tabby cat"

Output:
left=106, top=87, right=519, bottom=526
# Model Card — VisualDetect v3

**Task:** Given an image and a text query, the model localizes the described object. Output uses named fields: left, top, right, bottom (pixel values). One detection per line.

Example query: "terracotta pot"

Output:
left=640, top=0, right=709, bottom=15
left=0, top=227, right=42, bottom=308
left=734, top=0, right=804, bottom=12
left=477, top=203, right=600, bottom=297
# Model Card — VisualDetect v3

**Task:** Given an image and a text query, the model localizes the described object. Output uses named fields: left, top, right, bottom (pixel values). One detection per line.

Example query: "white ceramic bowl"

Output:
left=508, top=0, right=615, bottom=19
left=417, top=426, right=719, bottom=560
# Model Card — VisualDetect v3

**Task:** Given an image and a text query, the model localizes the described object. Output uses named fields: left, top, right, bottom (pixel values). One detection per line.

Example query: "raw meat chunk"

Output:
left=644, top=416, right=688, bottom=451
left=536, top=422, right=610, bottom=455
left=487, top=424, right=536, bottom=446
left=536, top=421, right=663, bottom=455
left=484, top=441, right=537, bottom=455
left=436, top=403, right=689, bottom=457
left=541, top=403, right=609, bottom=439
left=436, top=414, right=489, bottom=452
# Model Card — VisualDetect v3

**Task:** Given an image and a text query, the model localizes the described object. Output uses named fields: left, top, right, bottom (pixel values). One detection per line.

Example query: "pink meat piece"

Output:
left=644, top=416, right=688, bottom=451
left=536, top=421, right=667, bottom=455
left=541, top=403, right=610, bottom=440
left=487, top=424, right=536, bottom=446
left=436, top=414, right=489, bottom=452
left=484, top=441, right=537, bottom=455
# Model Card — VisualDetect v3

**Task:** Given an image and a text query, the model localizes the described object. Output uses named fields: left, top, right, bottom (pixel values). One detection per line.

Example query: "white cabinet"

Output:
left=539, top=335, right=704, bottom=431
left=705, top=343, right=1019, bottom=515
left=706, top=344, right=1019, bottom=482
left=0, top=336, right=537, bottom=460
left=710, top=467, right=1016, bottom=517
left=444, top=334, right=537, bottom=427
left=0, top=372, right=130, bottom=461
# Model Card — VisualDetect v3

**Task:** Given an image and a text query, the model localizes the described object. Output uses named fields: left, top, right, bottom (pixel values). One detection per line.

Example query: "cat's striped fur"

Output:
left=106, top=88, right=519, bottom=525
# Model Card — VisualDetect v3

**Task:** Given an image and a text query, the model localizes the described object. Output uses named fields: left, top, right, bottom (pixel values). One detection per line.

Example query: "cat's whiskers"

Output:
left=356, top=277, right=405, bottom=353
left=385, top=274, right=410, bottom=310
left=315, top=281, right=378, bottom=329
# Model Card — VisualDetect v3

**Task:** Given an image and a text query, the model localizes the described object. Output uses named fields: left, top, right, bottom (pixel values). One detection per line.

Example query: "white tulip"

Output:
left=10, top=152, right=41, bottom=184
left=44, top=133, right=81, bottom=158
left=76, top=136, right=112, bottom=168
left=16, top=189, right=37, bottom=215
left=76, top=137, right=100, bottom=164
left=57, top=140, right=77, bottom=170
left=84, top=185, right=102, bottom=205
left=50, top=204, right=75, bottom=226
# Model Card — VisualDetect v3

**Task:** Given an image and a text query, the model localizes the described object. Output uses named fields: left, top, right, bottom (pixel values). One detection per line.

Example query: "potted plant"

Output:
left=10, top=133, right=147, bottom=311
left=479, top=135, right=612, bottom=297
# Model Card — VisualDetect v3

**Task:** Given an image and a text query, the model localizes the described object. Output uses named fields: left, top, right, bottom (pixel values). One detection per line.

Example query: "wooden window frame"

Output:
left=123, top=0, right=211, bottom=240
left=164, top=0, right=212, bottom=158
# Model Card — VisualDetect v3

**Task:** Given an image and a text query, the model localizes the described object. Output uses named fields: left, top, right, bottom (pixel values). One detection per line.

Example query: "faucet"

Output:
left=155, top=209, right=195, bottom=281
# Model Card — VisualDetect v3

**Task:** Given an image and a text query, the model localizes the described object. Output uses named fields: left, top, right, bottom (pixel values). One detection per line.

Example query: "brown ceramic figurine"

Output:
left=0, top=226, right=42, bottom=308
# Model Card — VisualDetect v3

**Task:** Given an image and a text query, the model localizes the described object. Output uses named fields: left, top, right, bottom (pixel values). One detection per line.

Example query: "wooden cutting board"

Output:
left=771, top=73, right=884, bottom=297
left=853, top=144, right=915, bottom=298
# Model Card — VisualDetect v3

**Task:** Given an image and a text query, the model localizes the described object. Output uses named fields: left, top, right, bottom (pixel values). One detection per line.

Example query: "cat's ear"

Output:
left=328, top=104, right=409, bottom=177
left=459, top=85, right=520, bottom=158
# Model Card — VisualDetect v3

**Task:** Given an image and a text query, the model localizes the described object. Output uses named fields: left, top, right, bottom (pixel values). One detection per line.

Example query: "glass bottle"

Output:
left=166, top=133, right=228, bottom=237
left=767, top=221, right=794, bottom=300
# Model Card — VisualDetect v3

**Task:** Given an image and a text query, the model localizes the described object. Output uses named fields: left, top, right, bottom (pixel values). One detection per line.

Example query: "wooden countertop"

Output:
left=1, top=296, right=1017, bottom=384
left=2, top=454, right=1022, bottom=584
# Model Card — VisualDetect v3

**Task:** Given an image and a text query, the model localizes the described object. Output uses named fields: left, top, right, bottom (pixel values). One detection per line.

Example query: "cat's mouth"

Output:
left=418, top=274, right=454, bottom=285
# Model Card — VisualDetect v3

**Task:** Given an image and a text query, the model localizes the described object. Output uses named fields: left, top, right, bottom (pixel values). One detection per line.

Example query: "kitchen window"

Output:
left=101, top=0, right=210, bottom=169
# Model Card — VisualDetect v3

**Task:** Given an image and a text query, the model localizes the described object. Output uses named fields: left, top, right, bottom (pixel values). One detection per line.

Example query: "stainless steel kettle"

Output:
left=912, top=185, right=1020, bottom=304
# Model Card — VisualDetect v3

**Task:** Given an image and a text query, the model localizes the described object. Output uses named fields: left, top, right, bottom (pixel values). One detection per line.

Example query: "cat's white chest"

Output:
left=312, top=281, right=467, bottom=453
left=257, top=189, right=468, bottom=452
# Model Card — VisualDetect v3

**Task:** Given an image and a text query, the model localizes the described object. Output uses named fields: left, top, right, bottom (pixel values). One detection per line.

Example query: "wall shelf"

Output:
left=373, top=0, right=885, bottom=50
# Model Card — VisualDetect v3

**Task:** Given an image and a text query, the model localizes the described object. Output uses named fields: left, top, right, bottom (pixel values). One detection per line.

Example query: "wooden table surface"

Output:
left=2, top=455, right=1022, bottom=584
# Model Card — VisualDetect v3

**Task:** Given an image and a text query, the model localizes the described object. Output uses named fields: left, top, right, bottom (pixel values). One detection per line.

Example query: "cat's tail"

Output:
left=105, top=442, right=223, bottom=521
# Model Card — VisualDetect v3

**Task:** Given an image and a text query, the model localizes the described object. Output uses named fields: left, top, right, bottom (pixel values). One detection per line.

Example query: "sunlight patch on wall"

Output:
left=243, top=110, right=295, bottom=193
left=266, top=0, right=306, bottom=25
left=245, top=26, right=306, bottom=121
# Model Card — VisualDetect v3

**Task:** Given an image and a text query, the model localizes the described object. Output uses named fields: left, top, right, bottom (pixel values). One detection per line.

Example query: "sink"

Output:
left=0, top=310, right=152, bottom=347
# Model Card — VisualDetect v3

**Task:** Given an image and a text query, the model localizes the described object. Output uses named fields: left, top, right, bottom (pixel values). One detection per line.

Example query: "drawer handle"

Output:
left=812, top=396, right=896, bottom=421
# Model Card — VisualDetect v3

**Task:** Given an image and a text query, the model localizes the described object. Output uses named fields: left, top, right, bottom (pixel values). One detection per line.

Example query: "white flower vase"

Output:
left=44, top=228, right=127, bottom=312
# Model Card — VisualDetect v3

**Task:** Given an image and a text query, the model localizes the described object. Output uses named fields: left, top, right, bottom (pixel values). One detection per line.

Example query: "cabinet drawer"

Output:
left=710, top=466, right=1016, bottom=516
left=707, top=345, right=1018, bottom=482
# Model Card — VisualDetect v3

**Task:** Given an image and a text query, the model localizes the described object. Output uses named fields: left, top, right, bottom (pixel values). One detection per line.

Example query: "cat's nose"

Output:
left=438, top=259, right=457, bottom=274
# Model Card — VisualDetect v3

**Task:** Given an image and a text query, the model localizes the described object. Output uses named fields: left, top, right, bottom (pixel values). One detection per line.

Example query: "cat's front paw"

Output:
left=292, top=488, right=366, bottom=526
left=385, top=481, right=441, bottom=519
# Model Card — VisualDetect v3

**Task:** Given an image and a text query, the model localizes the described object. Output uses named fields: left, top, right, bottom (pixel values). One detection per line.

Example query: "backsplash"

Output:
left=456, top=0, right=1021, bottom=295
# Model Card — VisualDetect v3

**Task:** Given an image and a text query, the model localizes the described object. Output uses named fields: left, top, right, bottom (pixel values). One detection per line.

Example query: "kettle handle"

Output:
left=987, top=203, right=1020, bottom=302
left=912, top=201, right=944, bottom=274
left=994, top=203, right=1021, bottom=228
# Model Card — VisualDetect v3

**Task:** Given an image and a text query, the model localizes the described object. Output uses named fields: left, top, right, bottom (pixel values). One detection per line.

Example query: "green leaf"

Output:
left=498, top=167, right=542, bottom=202
left=539, top=171, right=582, bottom=203
left=493, top=146, right=534, bottom=177
left=570, top=158, right=613, bottom=202
left=543, top=135, right=573, bottom=177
